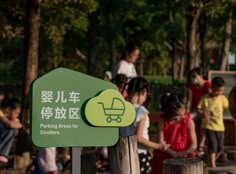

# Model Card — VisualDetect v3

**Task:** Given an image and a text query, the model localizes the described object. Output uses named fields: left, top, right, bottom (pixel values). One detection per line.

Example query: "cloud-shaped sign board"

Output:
left=85, top=89, right=135, bottom=127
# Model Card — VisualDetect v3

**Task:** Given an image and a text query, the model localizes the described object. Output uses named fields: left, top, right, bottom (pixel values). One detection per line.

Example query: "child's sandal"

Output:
left=197, top=146, right=205, bottom=156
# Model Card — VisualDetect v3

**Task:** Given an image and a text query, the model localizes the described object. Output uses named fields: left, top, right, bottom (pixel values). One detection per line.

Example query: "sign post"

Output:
left=31, top=68, right=135, bottom=173
left=72, top=147, right=81, bottom=173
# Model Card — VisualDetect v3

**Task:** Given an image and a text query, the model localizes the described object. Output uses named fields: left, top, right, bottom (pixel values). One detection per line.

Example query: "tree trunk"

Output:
left=179, top=55, right=185, bottom=81
left=106, top=0, right=116, bottom=76
left=22, top=0, right=40, bottom=125
left=139, top=59, right=144, bottom=77
left=163, top=158, right=203, bottom=174
left=199, top=10, right=209, bottom=74
left=169, top=11, right=178, bottom=81
left=148, top=61, right=152, bottom=75
left=186, top=5, right=202, bottom=71
left=15, top=0, right=40, bottom=169
left=87, top=12, right=99, bottom=76
left=172, top=41, right=178, bottom=81
left=220, top=8, right=233, bottom=71
left=109, top=38, right=116, bottom=76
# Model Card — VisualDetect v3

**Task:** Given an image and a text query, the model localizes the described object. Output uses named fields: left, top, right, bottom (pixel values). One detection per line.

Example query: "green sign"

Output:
left=85, top=89, right=135, bottom=126
left=31, top=68, right=134, bottom=147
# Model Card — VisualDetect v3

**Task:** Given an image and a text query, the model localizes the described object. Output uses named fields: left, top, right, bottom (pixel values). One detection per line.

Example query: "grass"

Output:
left=144, top=75, right=186, bottom=86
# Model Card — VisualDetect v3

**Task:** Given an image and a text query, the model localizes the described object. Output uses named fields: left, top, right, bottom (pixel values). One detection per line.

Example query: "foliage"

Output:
left=39, top=0, right=98, bottom=74
left=0, top=0, right=236, bottom=83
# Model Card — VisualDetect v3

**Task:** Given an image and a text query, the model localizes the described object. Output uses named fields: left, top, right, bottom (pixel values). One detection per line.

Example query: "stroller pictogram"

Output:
left=98, top=97, right=125, bottom=123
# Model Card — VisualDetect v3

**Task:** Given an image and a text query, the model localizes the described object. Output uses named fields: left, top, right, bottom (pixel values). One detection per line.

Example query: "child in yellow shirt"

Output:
left=198, top=77, right=229, bottom=168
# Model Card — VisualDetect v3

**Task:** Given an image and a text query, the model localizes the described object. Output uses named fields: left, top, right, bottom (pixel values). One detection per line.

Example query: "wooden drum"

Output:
left=163, top=158, right=203, bottom=174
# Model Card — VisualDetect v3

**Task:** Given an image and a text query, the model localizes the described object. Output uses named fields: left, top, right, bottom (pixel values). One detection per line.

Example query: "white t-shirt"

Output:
left=134, top=104, right=150, bottom=153
left=38, top=147, right=57, bottom=172
left=116, top=60, right=137, bottom=80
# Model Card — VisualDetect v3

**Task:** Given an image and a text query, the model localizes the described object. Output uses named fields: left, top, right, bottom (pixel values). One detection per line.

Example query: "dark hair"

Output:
left=212, top=77, right=224, bottom=88
left=112, top=74, right=128, bottom=88
left=121, top=42, right=139, bottom=60
left=160, top=92, right=186, bottom=119
left=190, top=67, right=204, bottom=76
left=188, top=67, right=206, bottom=83
left=127, top=77, right=149, bottom=97
left=1, top=98, right=21, bottom=110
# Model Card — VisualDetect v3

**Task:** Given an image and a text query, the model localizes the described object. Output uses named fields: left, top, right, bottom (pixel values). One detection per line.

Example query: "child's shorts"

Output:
left=205, top=129, right=224, bottom=154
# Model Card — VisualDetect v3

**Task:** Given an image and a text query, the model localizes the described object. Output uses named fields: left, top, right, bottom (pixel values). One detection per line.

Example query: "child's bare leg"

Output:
left=198, top=129, right=206, bottom=156
left=199, top=130, right=206, bottom=147
left=209, top=153, right=216, bottom=168
left=216, top=152, right=221, bottom=158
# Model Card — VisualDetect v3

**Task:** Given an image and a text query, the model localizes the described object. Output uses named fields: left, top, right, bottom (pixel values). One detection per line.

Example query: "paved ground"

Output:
left=0, top=157, right=236, bottom=174
left=207, top=161, right=236, bottom=174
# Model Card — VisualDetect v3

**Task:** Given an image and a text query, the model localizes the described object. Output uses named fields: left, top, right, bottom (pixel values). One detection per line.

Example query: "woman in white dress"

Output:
left=115, top=42, right=140, bottom=80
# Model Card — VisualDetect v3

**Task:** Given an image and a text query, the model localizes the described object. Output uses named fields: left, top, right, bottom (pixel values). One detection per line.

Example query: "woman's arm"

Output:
left=137, top=115, right=168, bottom=150
left=176, top=118, right=197, bottom=157
left=186, top=89, right=192, bottom=113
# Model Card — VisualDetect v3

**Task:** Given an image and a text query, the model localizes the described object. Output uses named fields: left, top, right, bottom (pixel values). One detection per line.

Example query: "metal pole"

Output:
left=72, top=147, right=81, bottom=174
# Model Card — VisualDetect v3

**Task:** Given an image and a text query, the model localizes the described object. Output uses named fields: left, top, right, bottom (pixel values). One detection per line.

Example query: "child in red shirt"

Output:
left=151, top=93, right=197, bottom=174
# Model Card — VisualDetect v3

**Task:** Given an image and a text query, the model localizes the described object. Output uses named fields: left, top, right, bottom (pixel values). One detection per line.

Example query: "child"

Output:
left=112, top=73, right=128, bottom=99
left=104, top=71, right=112, bottom=82
left=108, top=77, right=168, bottom=174
left=187, top=67, right=211, bottom=154
left=198, top=76, right=228, bottom=168
left=0, top=98, right=22, bottom=163
left=151, top=93, right=197, bottom=174
left=128, top=77, right=169, bottom=174
left=26, top=147, right=63, bottom=174
left=37, top=147, right=59, bottom=174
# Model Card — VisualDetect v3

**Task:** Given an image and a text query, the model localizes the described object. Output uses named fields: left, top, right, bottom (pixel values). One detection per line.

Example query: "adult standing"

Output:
left=187, top=67, right=211, bottom=154
left=187, top=67, right=211, bottom=113
left=115, top=42, right=140, bottom=80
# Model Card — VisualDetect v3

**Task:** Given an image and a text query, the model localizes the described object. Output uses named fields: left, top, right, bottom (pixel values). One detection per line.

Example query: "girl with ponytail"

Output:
left=151, top=92, right=197, bottom=174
